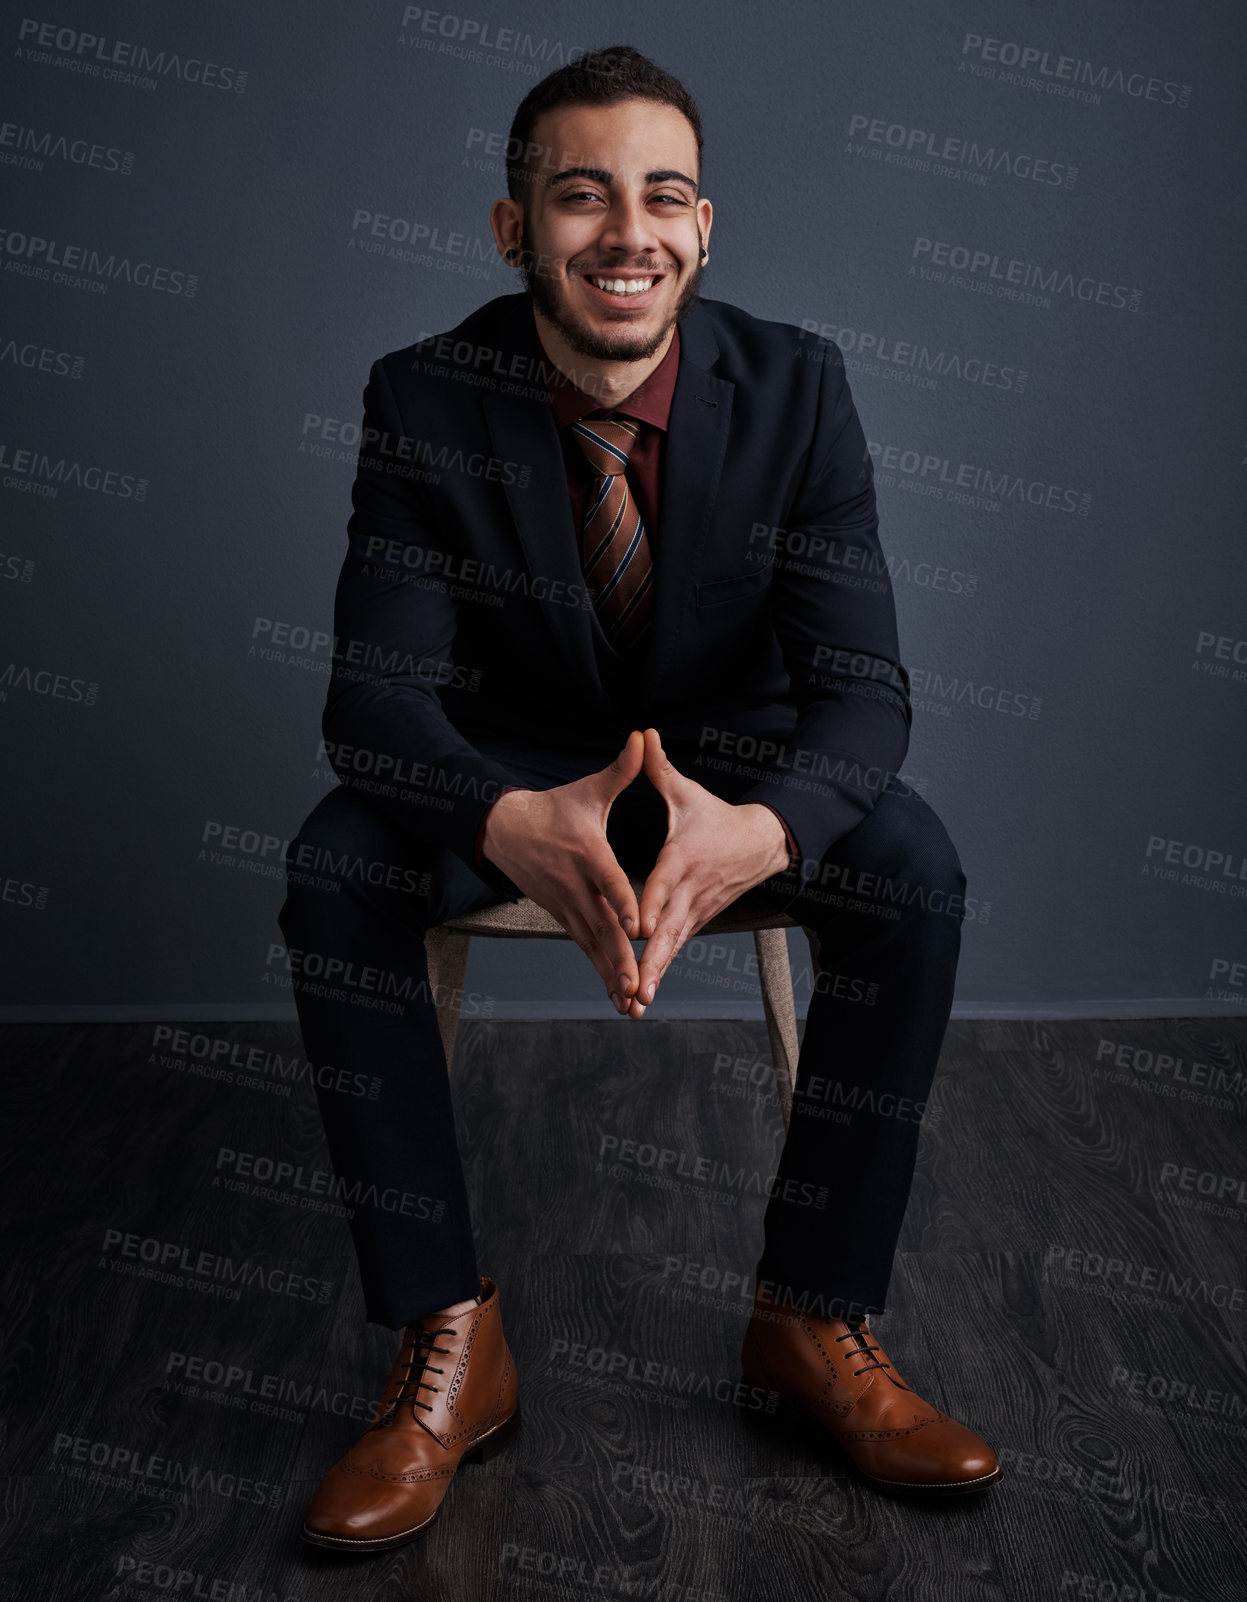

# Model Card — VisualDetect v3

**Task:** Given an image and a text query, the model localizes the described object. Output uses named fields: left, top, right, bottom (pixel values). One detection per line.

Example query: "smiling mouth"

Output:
left=582, top=272, right=665, bottom=302
left=588, top=274, right=657, bottom=295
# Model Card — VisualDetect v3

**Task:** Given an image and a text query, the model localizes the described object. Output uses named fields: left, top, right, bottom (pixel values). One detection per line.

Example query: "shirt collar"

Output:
left=542, top=323, right=681, bottom=433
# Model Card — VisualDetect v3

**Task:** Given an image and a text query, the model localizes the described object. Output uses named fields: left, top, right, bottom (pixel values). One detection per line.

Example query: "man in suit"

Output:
left=278, top=44, right=1000, bottom=1552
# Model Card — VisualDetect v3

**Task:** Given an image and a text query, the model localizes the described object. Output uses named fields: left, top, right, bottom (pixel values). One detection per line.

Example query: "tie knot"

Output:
left=569, top=413, right=641, bottom=478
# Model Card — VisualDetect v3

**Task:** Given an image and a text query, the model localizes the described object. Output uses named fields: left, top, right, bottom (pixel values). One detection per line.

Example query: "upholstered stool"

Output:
left=424, top=876, right=822, bottom=1130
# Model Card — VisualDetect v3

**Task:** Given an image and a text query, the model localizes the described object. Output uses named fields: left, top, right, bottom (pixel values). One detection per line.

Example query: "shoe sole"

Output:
left=300, top=1406, right=522, bottom=1552
left=741, top=1383, right=1003, bottom=1498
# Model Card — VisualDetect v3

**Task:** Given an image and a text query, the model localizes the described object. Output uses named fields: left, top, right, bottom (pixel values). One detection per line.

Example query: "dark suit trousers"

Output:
left=277, top=735, right=966, bottom=1329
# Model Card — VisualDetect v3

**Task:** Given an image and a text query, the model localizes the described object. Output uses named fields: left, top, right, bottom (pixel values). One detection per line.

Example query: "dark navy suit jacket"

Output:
left=322, top=291, right=912, bottom=917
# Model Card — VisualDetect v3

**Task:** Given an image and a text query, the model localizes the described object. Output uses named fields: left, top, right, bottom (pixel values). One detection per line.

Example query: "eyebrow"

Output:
left=549, top=166, right=698, bottom=193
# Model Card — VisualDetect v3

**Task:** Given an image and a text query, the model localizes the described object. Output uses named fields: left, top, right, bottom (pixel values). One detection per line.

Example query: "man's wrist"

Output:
left=737, top=801, right=797, bottom=878
left=475, top=784, right=531, bottom=870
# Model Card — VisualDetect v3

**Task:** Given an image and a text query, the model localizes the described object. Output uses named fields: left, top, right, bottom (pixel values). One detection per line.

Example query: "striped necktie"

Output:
left=568, top=412, right=654, bottom=655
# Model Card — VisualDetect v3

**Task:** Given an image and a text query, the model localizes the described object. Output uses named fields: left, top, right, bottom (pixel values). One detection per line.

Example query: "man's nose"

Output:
left=595, top=198, right=662, bottom=259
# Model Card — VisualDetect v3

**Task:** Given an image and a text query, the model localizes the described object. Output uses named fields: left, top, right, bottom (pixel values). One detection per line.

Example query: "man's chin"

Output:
left=539, top=305, right=673, bottom=364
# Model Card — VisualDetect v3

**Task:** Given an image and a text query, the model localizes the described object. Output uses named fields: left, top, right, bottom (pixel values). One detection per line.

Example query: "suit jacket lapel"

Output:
left=482, top=298, right=603, bottom=704
left=642, top=301, right=733, bottom=705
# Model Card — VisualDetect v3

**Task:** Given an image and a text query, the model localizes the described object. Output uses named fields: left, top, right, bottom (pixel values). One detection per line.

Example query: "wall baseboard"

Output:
left=0, top=999, right=1241, bottom=1024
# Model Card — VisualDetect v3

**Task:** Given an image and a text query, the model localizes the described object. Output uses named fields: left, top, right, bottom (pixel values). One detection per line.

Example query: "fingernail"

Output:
left=646, top=980, right=656, bottom=1000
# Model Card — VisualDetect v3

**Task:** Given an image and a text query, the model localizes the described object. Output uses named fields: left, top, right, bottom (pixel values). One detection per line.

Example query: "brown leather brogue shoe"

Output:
left=740, top=1282, right=1000, bottom=1496
left=302, top=1275, right=520, bottom=1550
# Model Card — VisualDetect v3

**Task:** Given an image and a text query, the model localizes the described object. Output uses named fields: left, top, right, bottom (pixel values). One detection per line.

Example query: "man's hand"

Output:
left=480, top=731, right=647, bottom=1016
left=624, top=726, right=791, bottom=1019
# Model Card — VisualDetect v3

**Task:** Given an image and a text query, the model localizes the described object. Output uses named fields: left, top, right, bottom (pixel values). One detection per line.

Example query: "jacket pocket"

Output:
left=694, top=565, right=770, bottom=607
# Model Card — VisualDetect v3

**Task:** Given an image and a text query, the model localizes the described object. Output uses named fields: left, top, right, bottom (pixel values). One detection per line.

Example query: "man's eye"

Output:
left=560, top=190, right=688, bottom=205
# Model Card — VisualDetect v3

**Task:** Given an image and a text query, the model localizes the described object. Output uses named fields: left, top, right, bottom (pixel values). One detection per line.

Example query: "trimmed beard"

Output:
left=517, top=219, right=704, bottom=363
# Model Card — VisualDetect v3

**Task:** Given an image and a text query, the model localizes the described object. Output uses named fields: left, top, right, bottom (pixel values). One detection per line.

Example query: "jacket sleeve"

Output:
left=319, top=355, right=526, bottom=885
left=734, top=339, right=911, bottom=905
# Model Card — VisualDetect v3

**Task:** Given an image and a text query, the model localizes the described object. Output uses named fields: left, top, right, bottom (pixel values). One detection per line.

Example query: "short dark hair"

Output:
left=505, top=44, right=704, bottom=201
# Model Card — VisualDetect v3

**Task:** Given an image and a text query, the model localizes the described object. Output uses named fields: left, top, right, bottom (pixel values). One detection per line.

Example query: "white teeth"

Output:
left=590, top=276, right=654, bottom=295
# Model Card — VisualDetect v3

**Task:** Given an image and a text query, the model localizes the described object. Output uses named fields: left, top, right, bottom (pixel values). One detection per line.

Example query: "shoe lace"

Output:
left=835, top=1323, right=891, bottom=1379
left=379, top=1322, right=455, bottom=1421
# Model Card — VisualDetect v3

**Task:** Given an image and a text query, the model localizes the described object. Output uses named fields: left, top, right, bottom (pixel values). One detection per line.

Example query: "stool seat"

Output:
left=424, top=874, right=821, bottom=1128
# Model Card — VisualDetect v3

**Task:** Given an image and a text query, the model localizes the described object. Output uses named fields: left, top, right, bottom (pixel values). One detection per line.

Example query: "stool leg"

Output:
left=424, top=927, right=470, bottom=1074
left=756, top=927, right=800, bottom=1131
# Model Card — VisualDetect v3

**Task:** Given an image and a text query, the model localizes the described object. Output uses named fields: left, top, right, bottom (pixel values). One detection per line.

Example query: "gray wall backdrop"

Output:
left=2, top=2, right=1244, bottom=1022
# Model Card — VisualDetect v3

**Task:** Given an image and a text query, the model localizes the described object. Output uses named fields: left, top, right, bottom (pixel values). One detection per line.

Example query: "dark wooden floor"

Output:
left=2, top=1014, right=1246, bottom=1600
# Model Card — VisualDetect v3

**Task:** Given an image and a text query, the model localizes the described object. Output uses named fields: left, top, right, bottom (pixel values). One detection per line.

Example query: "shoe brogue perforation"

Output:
left=844, top=1412, right=945, bottom=1443
left=815, top=1383, right=853, bottom=1418
left=479, top=1353, right=513, bottom=1433
left=437, top=1316, right=483, bottom=1444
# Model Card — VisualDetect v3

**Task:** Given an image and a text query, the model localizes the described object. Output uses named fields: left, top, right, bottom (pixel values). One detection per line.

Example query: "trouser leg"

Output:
left=276, top=783, right=512, bottom=1328
left=751, top=781, right=967, bottom=1320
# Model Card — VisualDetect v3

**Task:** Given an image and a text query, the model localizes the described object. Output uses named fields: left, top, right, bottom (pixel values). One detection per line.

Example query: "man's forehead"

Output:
left=531, top=101, right=699, bottom=174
